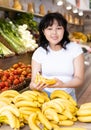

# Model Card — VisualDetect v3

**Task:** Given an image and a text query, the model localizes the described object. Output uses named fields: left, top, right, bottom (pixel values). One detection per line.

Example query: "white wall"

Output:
left=67, top=0, right=90, bottom=10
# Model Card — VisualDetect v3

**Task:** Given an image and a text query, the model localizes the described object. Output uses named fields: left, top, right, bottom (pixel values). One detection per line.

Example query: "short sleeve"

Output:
left=32, top=47, right=45, bottom=63
left=68, top=42, right=83, bottom=58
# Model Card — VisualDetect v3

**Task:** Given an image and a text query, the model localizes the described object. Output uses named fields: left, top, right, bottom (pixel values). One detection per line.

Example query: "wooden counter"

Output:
left=0, top=52, right=33, bottom=70
left=0, top=122, right=91, bottom=130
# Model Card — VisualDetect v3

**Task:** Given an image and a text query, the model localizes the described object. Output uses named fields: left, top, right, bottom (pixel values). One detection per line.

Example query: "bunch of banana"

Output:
left=28, top=111, right=53, bottom=130
left=13, top=90, right=50, bottom=124
left=35, top=72, right=56, bottom=85
left=14, top=90, right=50, bottom=107
left=0, top=103, right=20, bottom=129
left=77, top=102, right=91, bottom=122
left=42, top=97, right=78, bottom=127
left=0, top=90, right=19, bottom=103
left=50, top=90, right=77, bottom=106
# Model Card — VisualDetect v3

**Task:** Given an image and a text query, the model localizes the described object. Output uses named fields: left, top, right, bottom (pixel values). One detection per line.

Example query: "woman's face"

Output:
left=43, top=20, right=64, bottom=46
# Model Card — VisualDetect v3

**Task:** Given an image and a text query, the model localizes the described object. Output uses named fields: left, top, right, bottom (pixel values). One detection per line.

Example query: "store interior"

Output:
left=0, top=0, right=91, bottom=129
left=0, top=0, right=91, bottom=102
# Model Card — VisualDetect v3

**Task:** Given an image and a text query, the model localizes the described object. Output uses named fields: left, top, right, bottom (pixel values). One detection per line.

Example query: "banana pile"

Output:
left=35, top=72, right=56, bottom=85
left=0, top=90, right=21, bottom=129
left=42, top=90, right=78, bottom=128
left=0, top=89, right=50, bottom=129
left=0, top=89, right=89, bottom=130
left=77, top=102, right=91, bottom=123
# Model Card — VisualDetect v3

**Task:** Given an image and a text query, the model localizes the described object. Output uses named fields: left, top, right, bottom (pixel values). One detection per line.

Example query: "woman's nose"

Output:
left=52, top=29, right=57, bottom=34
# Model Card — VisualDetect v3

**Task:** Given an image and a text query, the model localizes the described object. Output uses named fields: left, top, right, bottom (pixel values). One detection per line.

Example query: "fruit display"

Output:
left=77, top=102, right=91, bottom=122
left=0, top=89, right=89, bottom=130
left=35, top=72, right=56, bottom=85
left=69, top=32, right=87, bottom=43
left=0, top=62, right=31, bottom=92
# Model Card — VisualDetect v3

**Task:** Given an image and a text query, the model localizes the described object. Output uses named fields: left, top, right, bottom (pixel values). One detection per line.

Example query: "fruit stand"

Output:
left=0, top=52, right=33, bottom=70
left=0, top=122, right=91, bottom=130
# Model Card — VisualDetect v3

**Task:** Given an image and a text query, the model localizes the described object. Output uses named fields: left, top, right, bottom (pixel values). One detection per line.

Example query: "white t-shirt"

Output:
left=32, top=42, right=83, bottom=94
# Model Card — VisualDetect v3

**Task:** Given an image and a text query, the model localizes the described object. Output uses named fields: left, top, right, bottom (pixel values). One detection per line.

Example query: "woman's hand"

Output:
left=29, top=78, right=64, bottom=91
left=47, top=78, right=64, bottom=88
left=29, top=81, right=48, bottom=91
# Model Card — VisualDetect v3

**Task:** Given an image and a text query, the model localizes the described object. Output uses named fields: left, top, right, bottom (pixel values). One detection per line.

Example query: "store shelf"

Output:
left=0, top=52, right=33, bottom=70
left=0, top=5, right=43, bottom=18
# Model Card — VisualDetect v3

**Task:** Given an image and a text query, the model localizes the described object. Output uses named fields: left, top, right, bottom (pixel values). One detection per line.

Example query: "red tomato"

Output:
left=13, top=79, right=20, bottom=85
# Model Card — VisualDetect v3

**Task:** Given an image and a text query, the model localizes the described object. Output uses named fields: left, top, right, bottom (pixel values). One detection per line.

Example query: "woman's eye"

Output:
left=47, top=28, right=52, bottom=30
left=57, top=27, right=62, bottom=29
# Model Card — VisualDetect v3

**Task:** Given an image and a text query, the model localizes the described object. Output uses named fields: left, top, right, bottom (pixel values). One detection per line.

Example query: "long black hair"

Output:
left=38, top=12, right=70, bottom=51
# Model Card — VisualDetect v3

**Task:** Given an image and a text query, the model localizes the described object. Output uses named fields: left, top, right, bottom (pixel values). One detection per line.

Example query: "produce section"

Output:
left=0, top=62, right=31, bottom=92
left=0, top=89, right=91, bottom=130
left=0, top=1, right=91, bottom=130
left=0, top=14, right=38, bottom=57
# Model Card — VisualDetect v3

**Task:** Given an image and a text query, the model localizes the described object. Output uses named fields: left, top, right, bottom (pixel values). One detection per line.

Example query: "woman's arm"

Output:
left=64, top=53, right=85, bottom=88
left=29, top=59, right=41, bottom=89
left=29, top=59, right=48, bottom=90
left=31, top=59, right=41, bottom=82
left=51, top=53, right=85, bottom=88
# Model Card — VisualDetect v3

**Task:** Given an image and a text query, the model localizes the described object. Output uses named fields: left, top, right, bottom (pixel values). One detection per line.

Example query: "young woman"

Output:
left=29, top=12, right=84, bottom=100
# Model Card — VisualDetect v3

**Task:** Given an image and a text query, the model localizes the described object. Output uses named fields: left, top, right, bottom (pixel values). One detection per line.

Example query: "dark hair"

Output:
left=38, top=12, right=70, bottom=51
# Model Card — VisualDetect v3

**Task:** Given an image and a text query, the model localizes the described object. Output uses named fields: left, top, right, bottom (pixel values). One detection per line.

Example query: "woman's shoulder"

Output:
left=66, top=42, right=83, bottom=57
left=67, top=42, right=82, bottom=49
left=34, top=47, right=45, bottom=53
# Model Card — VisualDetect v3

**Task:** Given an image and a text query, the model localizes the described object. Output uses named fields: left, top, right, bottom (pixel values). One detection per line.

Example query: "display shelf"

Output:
left=0, top=5, right=43, bottom=18
left=0, top=52, right=33, bottom=70
left=0, top=5, right=26, bottom=13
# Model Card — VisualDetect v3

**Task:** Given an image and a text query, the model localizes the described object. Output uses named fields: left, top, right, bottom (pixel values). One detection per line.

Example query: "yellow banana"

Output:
left=0, top=90, right=19, bottom=98
left=0, top=97, right=11, bottom=104
left=50, top=90, right=77, bottom=106
left=19, top=106, right=40, bottom=112
left=58, top=114, right=68, bottom=121
left=0, top=104, right=20, bottom=117
left=78, top=116, right=91, bottom=122
left=22, top=90, right=39, bottom=96
left=19, top=107, right=40, bottom=115
left=41, top=91, right=48, bottom=97
left=0, top=110, right=16, bottom=129
left=68, top=96, right=77, bottom=106
left=37, top=111, right=53, bottom=130
left=15, top=100, right=41, bottom=108
left=0, top=101, right=8, bottom=108
left=28, top=112, right=40, bottom=130
left=27, top=90, right=49, bottom=103
left=35, top=72, right=56, bottom=85
left=44, top=108, right=59, bottom=122
left=45, top=78, right=57, bottom=85
left=80, top=102, right=91, bottom=109
left=35, top=119, right=41, bottom=128
left=42, top=100, right=63, bottom=114
left=39, top=92, right=50, bottom=102
left=62, top=109, right=73, bottom=119
left=19, top=109, right=33, bottom=116
left=52, top=98, right=65, bottom=111
left=14, top=116, right=20, bottom=129
left=58, top=120, right=74, bottom=126
left=77, top=109, right=91, bottom=116
left=50, top=122, right=62, bottom=130
left=21, top=92, right=37, bottom=101
left=22, top=114, right=29, bottom=123
left=37, top=94, right=45, bottom=104
left=50, top=90, right=70, bottom=100
left=71, top=116, right=77, bottom=122
left=55, top=98, right=77, bottom=114
left=13, top=94, right=33, bottom=104
left=0, top=115, right=8, bottom=124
